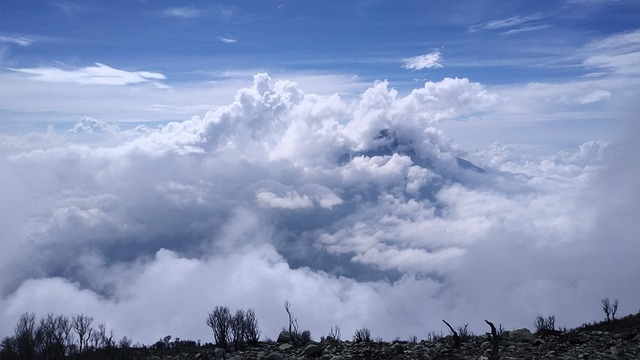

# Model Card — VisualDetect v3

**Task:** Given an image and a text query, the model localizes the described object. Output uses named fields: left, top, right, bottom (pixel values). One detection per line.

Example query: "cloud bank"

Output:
left=0, top=73, right=638, bottom=345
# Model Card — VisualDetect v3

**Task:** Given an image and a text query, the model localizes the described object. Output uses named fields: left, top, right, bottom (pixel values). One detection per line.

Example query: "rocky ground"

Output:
left=129, top=312, right=640, bottom=360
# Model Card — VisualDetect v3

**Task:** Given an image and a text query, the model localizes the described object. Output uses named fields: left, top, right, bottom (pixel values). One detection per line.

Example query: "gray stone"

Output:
left=533, top=338, right=545, bottom=346
left=277, top=331, right=292, bottom=344
left=277, top=343, right=293, bottom=351
left=262, top=352, right=285, bottom=360
left=508, top=328, right=535, bottom=343
left=212, top=348, right=225, bottom=359
left=304, top=344, right=323, bottom=358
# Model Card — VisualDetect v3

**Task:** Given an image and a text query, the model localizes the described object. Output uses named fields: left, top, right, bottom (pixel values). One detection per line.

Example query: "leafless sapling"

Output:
left=206, top=306, right=232, bottom=349
left=484, top=319, right=502, bottom=360
left=442, top=319, right=460, bottom=348
left=72, top=313, right=94, bottom=355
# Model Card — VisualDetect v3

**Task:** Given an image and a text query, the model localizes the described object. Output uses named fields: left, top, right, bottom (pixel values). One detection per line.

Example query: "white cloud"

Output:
left=0, top=35, right=34, bottom=47
left=582, top=29, right=640, bottom=76
left=9, top=63, right=166, bottom=86
left=162, top=7, right=201, bottom=18
left=217, top=36, right=237, bottom=44
left=469, top=14, right=549, bottom=35
left=578, top=90, right=611, bottom=104
left=402, top=51, right=443, bottom=70
left=256, top=191, right=314, bottom=209
left=0, top=73, right=638, bottom=345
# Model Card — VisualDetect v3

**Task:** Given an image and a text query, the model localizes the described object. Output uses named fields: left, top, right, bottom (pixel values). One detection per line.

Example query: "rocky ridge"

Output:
left=131, top=312, right=640, bottom=360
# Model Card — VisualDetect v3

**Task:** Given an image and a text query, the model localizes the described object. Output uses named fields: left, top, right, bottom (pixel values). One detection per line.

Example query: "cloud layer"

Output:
left=0, top=73, right=638, bottom=345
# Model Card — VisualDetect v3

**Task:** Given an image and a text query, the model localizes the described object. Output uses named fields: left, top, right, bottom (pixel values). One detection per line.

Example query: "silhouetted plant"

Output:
left=601, top=297, right=619, bottom=323
left=206, top=306, right=232, bottom=349
left=457, top=323, right=474, bottom=342
left=282, top=301, right=310, bottom=344
left=231, top=309, right=246, bottom=349
left=283, top=301, right=299, bottom=338
left=39, top=313, right=72, bottom=360
left=425, top=331, right=444, bottom=342
left=533, top=314, right=556, bottom=335
left=0, top=336, right=18, bottom=360
left=484, top=319, right=502, bottom=360
left=442, top=319, right=460, bottom=348
left=328, top=325, right=341, bottom=341
left=14, top=312, right=40, bottom=360
left=72, top=313, right=94, bottom=355
left=299, top=330, right=312, bottom=345
left=352, top=328, right=371, bottom=343
left=243, top=309, right=261, bottom=345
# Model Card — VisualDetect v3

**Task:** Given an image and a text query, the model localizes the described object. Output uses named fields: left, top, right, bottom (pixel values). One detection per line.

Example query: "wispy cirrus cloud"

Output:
left=9, top=63, right=167, bottom=86
left=402, top=51, right=443, bottom=70
left=162, top=7, right=202, bottom=18
left=0, top=35, right=35, bottom=47
left=51, top=2, right=88, bottom=16
left=469, top=15, right=550, bottom=35
left=217, top=36, right=237, bottom=44
left=582, top=29, right=640, bottom=76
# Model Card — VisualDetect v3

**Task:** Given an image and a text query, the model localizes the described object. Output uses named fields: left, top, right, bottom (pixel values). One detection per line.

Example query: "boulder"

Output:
left=508, top=328, right=535, bottom=343
left=276, top=331, right=292, bottom=344
left=303, top=344, right=323, bottom=358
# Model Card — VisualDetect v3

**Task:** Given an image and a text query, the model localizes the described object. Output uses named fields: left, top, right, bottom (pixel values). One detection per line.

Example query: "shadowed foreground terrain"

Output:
left=2, top=309, right=639, bottom=360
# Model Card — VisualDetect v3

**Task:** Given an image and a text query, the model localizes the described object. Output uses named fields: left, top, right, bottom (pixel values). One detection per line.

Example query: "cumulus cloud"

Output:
left=0, top=73, right=637, bottom=344
left=9, top=63, right=167, bottom=86
left=403, top=51, right=443, bottom=70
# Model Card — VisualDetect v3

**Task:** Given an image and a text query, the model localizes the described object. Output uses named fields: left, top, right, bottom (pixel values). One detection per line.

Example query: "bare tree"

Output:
left=231, top=309, right=246, bottom=349
left=442, top=319, right=460, bottom=348
left=0, top=336, right=19, bottom=360
left=72, top=313, right=94, bottom=355
left=283, top=301, right=298, bottom=337
left=243, top=309, right=261, bottom=345
left=601, top=297, right=619, bottom=323
left=328, top=325, right=341, bottom=341
left=533, top=314, right=556, bottom=334
left=40, top=314, right=73, bottom=360
left=14, top=312, right=40, bottom=360
left=206, top=306, right=232, bottom=349
left=484, top=320, right=502, bottom=360
left=352, top=328, right=371, bottom=343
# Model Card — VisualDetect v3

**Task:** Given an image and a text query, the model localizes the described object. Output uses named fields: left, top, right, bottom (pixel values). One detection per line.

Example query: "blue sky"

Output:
left=1, top=0, right=639, bottom=345
left=1, top=1, right=639, bottom=145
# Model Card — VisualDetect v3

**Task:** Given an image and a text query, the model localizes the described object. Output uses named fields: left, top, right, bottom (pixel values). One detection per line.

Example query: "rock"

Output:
left=303, top=344, right=323, bottom=358
left=262, top=352, right=284, bottom=360
left=322, top=336, right=340, bottom=348
left=533, top=338, right=545, bottom=346
left=277, top=331, right=292, bottom=344
left=508, top=328, right=535, bottom=343
left=212, top=348, right=225, bottom=359
left=277, top=343, right=293, bottom=351
left=610, top=346, right=626, bottom=359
